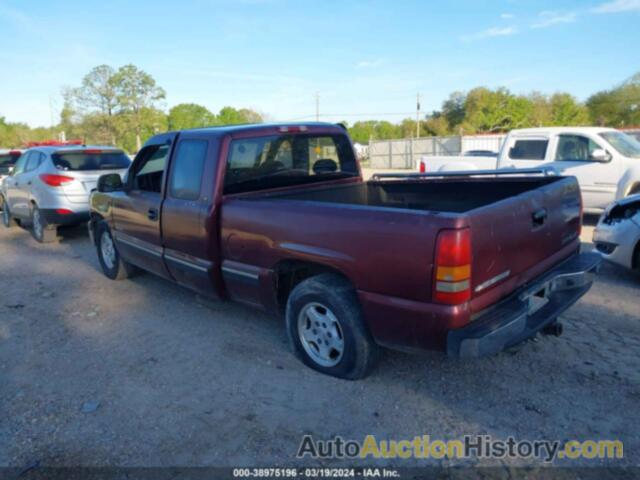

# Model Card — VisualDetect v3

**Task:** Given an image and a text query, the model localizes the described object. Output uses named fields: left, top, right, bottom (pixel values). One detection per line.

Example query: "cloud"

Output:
left=591, top=0, right=640, bottom=13
left=500, top=13, right=515, bottom=19
left=356, top=59, right=384, bottom=68
left=531, top=11, right=577, bottom=28
left=461, top=26, right=518, bottom=41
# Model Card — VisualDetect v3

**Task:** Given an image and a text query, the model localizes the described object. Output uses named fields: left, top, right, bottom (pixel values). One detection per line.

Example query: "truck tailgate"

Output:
left=468, top=177, right=582, bottom=313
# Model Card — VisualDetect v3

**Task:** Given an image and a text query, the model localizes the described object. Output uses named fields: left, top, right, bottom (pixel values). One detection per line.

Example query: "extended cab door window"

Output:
left=168, top=140, right=208, bottom=200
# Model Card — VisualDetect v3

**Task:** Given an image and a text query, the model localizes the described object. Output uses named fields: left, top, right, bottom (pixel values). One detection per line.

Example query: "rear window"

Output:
left=509, top=140, right=549, bottom=160
left=52, top=151, right=131, bottom=171
left=224, top=133, right=358, bottom=194
left=0, top=153, right=20, bottom=174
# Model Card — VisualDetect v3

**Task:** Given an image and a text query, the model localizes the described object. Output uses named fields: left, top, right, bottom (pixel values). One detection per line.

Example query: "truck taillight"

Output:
left=434, top=228, right=472, bottom=305
left=419, top=160, right=426, bottom=173
left=39, top=174, right=74, bottom=187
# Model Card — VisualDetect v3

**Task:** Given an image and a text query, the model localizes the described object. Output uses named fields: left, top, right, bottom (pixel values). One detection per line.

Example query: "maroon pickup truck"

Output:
left=89, top=123, right=601, bottom=379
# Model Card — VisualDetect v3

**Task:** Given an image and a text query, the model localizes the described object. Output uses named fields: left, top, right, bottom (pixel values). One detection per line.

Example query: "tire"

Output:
left=2, top=199, right=17, bottom=228
left=285, top=273, right=379, bottom=380
left=96, top=221, right=136, bottom=280
left=31, top=205, right=57, bottom=243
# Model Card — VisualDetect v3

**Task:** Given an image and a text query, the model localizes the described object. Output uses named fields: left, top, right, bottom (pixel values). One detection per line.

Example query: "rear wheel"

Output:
left=31, top=205, right=57, bottom=243
left=2, top=199, right=18, bottom=228
left=285, top=273, right=379, bottom=380
left=96, top=221, right=136, bottom=280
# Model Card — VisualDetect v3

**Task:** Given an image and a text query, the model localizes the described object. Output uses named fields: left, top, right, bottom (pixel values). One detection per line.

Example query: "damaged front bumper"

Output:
left=447, top=252, right=602, bottom=358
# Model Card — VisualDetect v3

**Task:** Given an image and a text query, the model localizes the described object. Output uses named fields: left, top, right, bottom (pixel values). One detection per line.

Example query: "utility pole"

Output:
left=416, top=93, right=421, bottom=138
left=315, top=92, right=320, bottom=122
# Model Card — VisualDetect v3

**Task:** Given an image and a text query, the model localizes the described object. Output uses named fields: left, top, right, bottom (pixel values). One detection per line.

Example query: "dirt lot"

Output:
left=0, top=216, right=639, bottom=470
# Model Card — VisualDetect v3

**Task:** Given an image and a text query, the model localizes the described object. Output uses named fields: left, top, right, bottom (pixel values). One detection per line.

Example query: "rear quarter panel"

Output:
left=220, top=197, right=465, bottom=304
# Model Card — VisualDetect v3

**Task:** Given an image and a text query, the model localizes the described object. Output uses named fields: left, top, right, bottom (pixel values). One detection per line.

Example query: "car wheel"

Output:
left=285, top=273, right=379, bottom=380
left=31, top=205, right=57, bottom=243
left=2, top=199, right=17, bottom=228
left=96, top=221, right=136, bottom=280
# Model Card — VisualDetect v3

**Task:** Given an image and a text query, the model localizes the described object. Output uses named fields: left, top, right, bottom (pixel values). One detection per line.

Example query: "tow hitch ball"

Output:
left=542, top=322, right=563, bottom=337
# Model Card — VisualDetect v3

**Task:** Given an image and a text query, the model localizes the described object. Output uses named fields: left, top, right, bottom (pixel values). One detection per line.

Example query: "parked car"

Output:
left=418, top=127, right=640, bottom=213
left=88, top=123, right=600, bottom=379
left=1, top=145, right=130, bottom=242
left=593, top=194, right=640, bottom=272
left=0, top=149, right=22, bottom=210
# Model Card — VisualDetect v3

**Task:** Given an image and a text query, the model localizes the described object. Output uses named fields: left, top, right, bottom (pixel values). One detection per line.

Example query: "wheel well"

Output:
left=633, top=240, right=640, bottom=270
left=274, top=260, right=352, bottom=310
left=628, top=183, right=640, bottom=196
left=89, top=212, right=105, bottom=242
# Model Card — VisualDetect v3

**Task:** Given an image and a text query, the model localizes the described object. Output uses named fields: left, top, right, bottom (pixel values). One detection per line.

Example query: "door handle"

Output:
left=532, top=208, right=547, bottom=227
left=147, top=208, right=159, bottom=221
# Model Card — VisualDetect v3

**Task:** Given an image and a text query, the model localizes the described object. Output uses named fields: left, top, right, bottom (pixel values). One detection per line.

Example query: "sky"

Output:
left=0, top=0, right=639, bottom=127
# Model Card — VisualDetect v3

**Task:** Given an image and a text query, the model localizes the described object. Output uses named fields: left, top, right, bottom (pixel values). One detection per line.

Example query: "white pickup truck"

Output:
left=419, top=127, right=640, bottom=213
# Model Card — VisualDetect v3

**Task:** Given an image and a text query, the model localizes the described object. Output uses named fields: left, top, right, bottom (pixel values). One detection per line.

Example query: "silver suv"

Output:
left=1, top=145, right=130, bottom=242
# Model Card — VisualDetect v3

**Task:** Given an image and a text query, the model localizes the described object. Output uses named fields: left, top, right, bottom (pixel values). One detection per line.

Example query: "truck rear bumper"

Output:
left=446, top=252, right=601, bottom=358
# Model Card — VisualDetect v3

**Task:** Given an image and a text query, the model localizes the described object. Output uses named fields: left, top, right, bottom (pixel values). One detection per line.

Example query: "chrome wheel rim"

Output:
left=297, top=302, right=344, bottom=367
left=33, top=209, right=43, bottom=239
left=100, top=231, right=117, bottom=270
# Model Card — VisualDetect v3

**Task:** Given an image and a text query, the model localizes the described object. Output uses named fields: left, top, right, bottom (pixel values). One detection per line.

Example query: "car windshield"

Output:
left=52, top=151, right=131, bottom=171
left=0, top=154, right=19, bottom=174
left=599, top=131, right=640, bottom=158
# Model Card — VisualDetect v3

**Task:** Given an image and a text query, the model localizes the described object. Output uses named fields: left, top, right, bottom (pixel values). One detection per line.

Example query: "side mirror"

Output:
left=7, top=166, right=14, bottom=175
left=590, top=148, right=612, bottom=163
left=97, top=173, right=123, bottom=193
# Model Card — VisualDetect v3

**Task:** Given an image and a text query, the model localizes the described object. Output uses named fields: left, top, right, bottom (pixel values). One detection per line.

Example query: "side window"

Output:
left=12, top=153, right=30, bottom=175
left=555, top=135, right=601, bottom=162
left=25, top=152, right=43, bottom=172
left=131, top=145, right=169, bottom=193
left=169, top=140, right=208, bottom=200
left=508, top=140, right=549, bottom=160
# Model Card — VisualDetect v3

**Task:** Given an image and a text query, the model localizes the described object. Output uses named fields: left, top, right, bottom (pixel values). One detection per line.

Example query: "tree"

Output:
left=71, top=65, right=119, bottom=144
left=216, top=106, right=262, bottom=125
left=442, top=91, right=466, bottom=129
left=587, top=72, right=640, bottom=127
left=168, top=103, right=217, bottom=130
left=550, top=93, right=589, bottom=126
left=112, top=64, right=166, bottom=151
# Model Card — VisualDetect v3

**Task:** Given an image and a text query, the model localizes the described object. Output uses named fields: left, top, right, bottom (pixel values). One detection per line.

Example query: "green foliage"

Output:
left=168, top=103, right=217, bottom=130
left=3, top=66, right=640, bottom=151
left=586, top=74, right=640, bottom=127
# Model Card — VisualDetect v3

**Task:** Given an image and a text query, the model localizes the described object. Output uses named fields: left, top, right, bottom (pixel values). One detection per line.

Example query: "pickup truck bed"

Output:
left=263, top=176, right=560, bottom=213
left=224, top=173, right=587, bottom=353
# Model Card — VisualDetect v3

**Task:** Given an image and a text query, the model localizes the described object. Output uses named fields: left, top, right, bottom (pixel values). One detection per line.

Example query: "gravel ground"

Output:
left=0, top=216, right=638, bottom=471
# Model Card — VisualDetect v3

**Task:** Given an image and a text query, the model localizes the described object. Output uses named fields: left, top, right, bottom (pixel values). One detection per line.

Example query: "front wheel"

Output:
left=96, top=221, right=136, bottom=280
left=285, top=273, right=379, bottom=380
left=31, top=205, right=57, bottom=243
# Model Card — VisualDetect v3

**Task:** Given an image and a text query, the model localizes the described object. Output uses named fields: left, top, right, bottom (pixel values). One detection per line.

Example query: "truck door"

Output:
left=550, top=134, right=620, bottom=210
left=161, top=133, right=223, bottom=297
left=111, top=136, right=175, bottom=279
